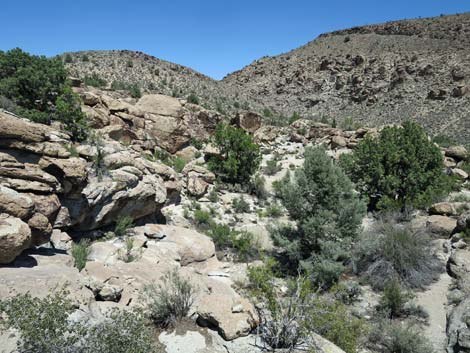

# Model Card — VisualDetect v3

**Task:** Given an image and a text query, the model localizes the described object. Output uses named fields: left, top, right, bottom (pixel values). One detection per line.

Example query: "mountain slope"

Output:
left=64, top=14, right=470, bottom=141
left=64, top=50, right=261, bottom=114
left=222, top=13, right=470, bottom=140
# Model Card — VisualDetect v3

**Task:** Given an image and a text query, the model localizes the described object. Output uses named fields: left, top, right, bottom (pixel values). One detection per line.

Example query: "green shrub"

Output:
left=119, top=236, right=138, bottom=263
left=55, top=86, right=88, bottom=142
left=247, top=258, right=278, bottom=310
left=143, top=269, right=195, bottom=327
left=307, top=296, right=366, bottom=353
left=208, top=188, right=219, bottom=202
left=369, top=321, right=434, bottom=353
left=232, top=196, right=250, bottom=213
left=114, top=215, right=134, bottom=237
left=275, top=147, right=366, bottom=282
left=64, top=53, right=73, bottom=63
left=264, top=202, right=283, bottom=217
left=81, top=54, right=89, bottom=62
left=83, top=73, right=107, bottom=88
left=208, top=123, right=261, bottom=184
left=354, top=216, right=441, bottom=290
left=249, top=173, right=268, bottom=200
left=128, top=84, right=141, bottom=98
left=71, top=239, right=90, bottom=271
left=0, top=48, right=71, bottom=124
left=171, top=156, right=186, bottom=173
left=0, top=292, right=154, bottom=353
left=85, top=308, right=154, bottom=353
left=194, top=209, right=211, bottom=225
left=378, top=279, right=410, bottom=318
left=331, top=281, right=362, bottom=305
left=339, top=116, right=360, bottom=131
left=187, top=93, right=199, bottom=104
left=111, top=80, right=128, bottom=90
left=341, top=121, right=453, bottom=211
left=264, top=158, right=282, bottom=176
left=288, top=111, right=302, bottom=124
left=208, top=222, right=256, bottom=261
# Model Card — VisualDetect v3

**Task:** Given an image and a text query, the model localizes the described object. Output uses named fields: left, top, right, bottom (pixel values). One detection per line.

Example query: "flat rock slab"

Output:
left=159, top=331, right=207, bottom=353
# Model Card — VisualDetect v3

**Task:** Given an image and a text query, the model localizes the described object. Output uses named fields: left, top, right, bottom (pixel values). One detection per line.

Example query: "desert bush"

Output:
left=0, top=292, right=154, bottom=353
left=249, top=173, right=268, bottom=200
left=208, top=222, right=256, bottom=261
left=264, top=158, right=282, bottom=176
left=114, top=215, right=134, bottom=237
left=232, top=196, right=250, bottom=213
left=264, top=202, right=283, bottom=217
left=194, top=209, right=211, bottom=225
left=369, top=321, right=434, bottom=353
left=143, top=269, right=195, bottom=327
left=258, top=276, right=365, bottom=353
left=354, top=216, right=442, bottom=290
left=307, top=296, right=366, bottom=353
left=119, top=236, right=138, bottom=263
left=71, top=239, right=90, bottom=271
left=377, top=279, right=411, bottom=318
left=81, top=54, right=89, bottom=62
left=341, top=121, right=453, bottom=211
left=275, top=146, right=365, bottom=283
left=207, top=123, right=261, bottom=184
left=187, top=93, right=199, bottom=104
left=84, top=308, right=154, bottom=353
left=128, top=84, right=141, bottom=98
left=247, top=258, right=278, bottom=309
left=83, top=73, right=107, bottom=88
left=331, top=281, right=362, bottom=305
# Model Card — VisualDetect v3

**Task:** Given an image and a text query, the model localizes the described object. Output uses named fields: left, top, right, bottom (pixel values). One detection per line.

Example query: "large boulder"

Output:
left=0, top=185, right=35, bottom=219
left=446, top=146, right=468, bottom=161
left=456, top=212, right=470, bottom=233
left=429, top=202, right=457, bottom=216
left=231, top=112, right=262, bottom=133
left=131, top=224, right=215, bottom=265
left=195, top=277, right=258, bottom=341
left=426, top=215, right=457, bottom=236
left=66, top=174, right=167, bottom=231
left=447, top=296, right=470, bottom=352
left=136, top=94, right=183, bottom=117
left=0, top=214, right=31, bottom=264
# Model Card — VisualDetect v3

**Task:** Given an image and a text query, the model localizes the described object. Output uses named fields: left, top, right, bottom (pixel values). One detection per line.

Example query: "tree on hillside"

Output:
left=340, top=121, right=453, bottom=211
left=274, top=146, right=366, bottom=287
left=208, top=123, right=261, bottom=184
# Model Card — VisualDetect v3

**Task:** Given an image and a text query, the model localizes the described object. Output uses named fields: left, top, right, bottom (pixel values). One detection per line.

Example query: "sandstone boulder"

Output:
left=231, top=111, right=262, bottom=133
left=446, top=146, right=468, bottom=161
left=429, top=202, right=457, bottom=216
left=0, top=214, right=31, bottom=264
left=426, top=215, right=457, bottom=236
left=0, top=185, right=35, bottom=219
left=136, top=94, right=183, bottom=117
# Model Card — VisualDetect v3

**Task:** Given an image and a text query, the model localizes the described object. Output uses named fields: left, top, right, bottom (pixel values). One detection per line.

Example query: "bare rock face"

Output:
left=136, top=94, right=184, bottom=117
left=0, top=214, right=31, bottom=264
left=231, top=111, right=262, bottom=133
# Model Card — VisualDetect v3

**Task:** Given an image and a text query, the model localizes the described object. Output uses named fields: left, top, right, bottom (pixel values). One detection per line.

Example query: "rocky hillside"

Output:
left=65, top=14, right=470, bottom=142
left=65, top=50, right=260, bottom=114
left=223, top=13, right=470, bottom=141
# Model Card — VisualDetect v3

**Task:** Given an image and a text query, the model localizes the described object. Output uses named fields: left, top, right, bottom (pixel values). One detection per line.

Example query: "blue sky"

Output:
left=1, top=1, right=468, bottom=79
